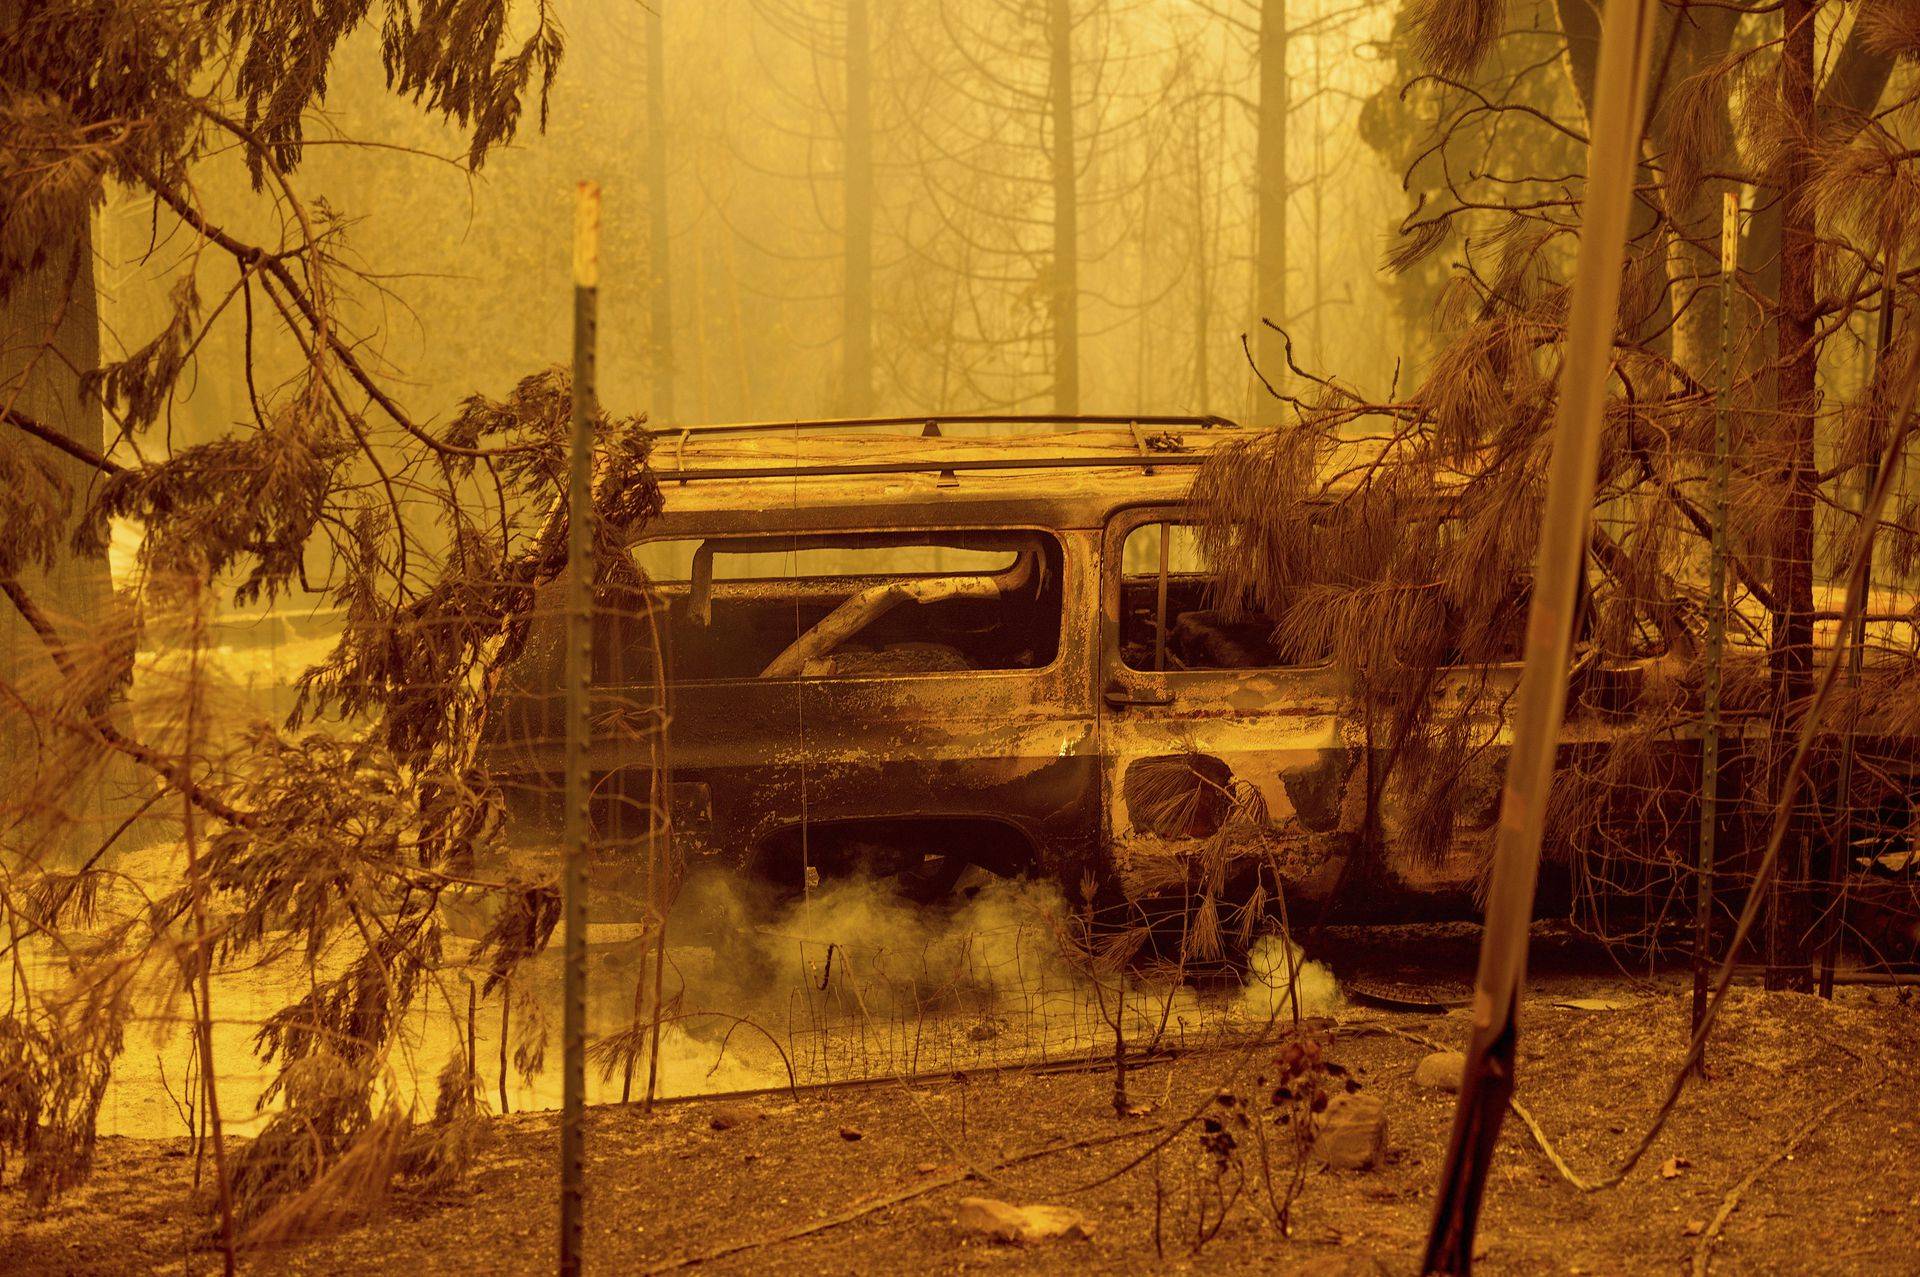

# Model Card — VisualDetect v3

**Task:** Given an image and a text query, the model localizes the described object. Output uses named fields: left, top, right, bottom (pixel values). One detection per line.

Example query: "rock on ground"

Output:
left=954, top=1196, right=1094, bottom=1243
left=1315, top=1092, right=1387, bottom=1170
left=1413, top=1050, right=1466, bottom=1092
left=1295, top=1254, right=1394, bottom=1276
left=707, top=1103, right=762, bottom=1131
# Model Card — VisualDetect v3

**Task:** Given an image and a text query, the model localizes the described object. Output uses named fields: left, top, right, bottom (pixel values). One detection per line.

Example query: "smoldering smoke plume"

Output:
left=663, top=868, right=1083, bottom=1023
left=1232, top=934, right=1342, bottom=1023
left=619, top=869, right=1345, bottom=1097
left=623, top=867, right=1225, bottom=1097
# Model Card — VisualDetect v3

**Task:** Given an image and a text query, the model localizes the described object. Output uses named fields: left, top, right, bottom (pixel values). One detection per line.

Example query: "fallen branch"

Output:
left=1690, top=1073, right=1875, bottom=1276
left=1361, top=1020, right=1877, bottom=1208
left=1360, top=1022, right=1617, bottom=1191
left=1506, top=1092, right=1604, bottom=1192
left=640, top=1124, right=1164, bottom=1273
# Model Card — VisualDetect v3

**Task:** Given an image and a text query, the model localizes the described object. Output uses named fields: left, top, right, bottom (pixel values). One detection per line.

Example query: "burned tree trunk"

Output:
left=1765, top=0, right=1817, bottom=992
left=645, top=1, right=677, bottom=425
left=842, top=0, right=874, bottom=417
left=0, top=205, right=112, bottom=849
left=1190, top=99, right=1211, bottom=405
left=1048, top=0, right=1079, bottom=416
left=1253, top=0, right=1288, bottom=404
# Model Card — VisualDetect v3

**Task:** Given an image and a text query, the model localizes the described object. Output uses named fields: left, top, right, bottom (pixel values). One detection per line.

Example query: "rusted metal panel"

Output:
left=1092, top=504, right=1514, bottom=915
left=645, top=427, right=1231, bottom=533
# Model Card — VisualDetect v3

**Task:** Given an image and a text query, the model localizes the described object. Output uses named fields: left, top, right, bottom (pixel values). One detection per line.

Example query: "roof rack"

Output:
left=655, top=454, right=1215, bottom=483
left=648, top=412, right=1239, bottom=438
left=651, top=413, right=1238, bottom=483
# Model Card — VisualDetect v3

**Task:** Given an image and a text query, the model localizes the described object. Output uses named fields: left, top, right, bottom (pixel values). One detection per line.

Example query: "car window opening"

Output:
left=1117, top=519, right=1546, bottom=673
left=1118, top=521, right=1299, bottom=672
left=630, top=531, right=1064, bottom=681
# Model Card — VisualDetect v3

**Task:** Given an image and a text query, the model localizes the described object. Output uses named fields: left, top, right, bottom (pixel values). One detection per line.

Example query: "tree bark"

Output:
left=842, top=0, right=874, bottom=417
left=1736, top=28, right=1895, bottom=355
left=1765, top=0, right=1818, bottom=993
left=1253, top=0, right=1289, bottom=409
left=1645, top=8, right=1737, bottom=380
left=645, top=1, right=677, bottom=425
left=1552, top=0, right=1599, bottom=116
left=1048, top=0, right=1079, bottom=417
left=1, top=205, right=111, bottom=853
left=1560, top=0, right=1719, bottom=370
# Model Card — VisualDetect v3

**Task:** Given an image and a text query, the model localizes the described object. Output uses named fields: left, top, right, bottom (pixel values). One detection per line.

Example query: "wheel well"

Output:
left=752, top=817, right=1038, bottom=881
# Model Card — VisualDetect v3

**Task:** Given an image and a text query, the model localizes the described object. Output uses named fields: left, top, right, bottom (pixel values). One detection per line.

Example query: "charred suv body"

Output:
left=489, top=417, right=1918, bottom=935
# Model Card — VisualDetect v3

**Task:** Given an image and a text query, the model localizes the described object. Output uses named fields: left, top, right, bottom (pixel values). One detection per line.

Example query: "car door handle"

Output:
left=1104, top=685, right=1174, bottom=708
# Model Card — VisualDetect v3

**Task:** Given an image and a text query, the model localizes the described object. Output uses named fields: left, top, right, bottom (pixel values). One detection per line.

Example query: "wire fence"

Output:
left=7, top=575, right=1318, bottom=1157
left=13, top=412, right=1920, bottom=1112
left=8, top=377, right=1920, bottom=1245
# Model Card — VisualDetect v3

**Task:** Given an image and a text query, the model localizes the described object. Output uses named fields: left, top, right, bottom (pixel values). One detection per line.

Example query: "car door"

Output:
left=631, top=526, right=1099, bottom=886
left=1092, top=504, right=1641, bottom=928
left=1095, top=506, right=1361, bottom=920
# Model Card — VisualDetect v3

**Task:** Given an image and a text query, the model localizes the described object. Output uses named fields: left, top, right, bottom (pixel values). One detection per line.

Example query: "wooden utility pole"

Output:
left=1765, top=0, right=1818, bottom=992
left=1422, top=3, right=1657, bottom=1270
left=1253, top=0, right=1288, bottom=404
left=843, top=0, right=874, bottom=417
left=1048, top=0, right=1079, bottom=416
left=560, top=180, right=599, bottom=1277
left=645, top=3, right=676, bottom=426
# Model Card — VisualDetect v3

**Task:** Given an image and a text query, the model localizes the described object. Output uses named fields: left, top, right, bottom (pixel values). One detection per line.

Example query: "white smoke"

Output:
left=609, top=875, right=1343, bottom=1098
left=1233, top=933, right=1343, bottom=1023
left=668, top=869, right=1082, bottom=1017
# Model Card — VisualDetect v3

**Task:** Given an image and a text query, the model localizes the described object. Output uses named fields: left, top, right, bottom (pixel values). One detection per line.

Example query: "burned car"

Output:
left=489, top=417, right=1513, bottom=918
left=489, top=416, right=1920, bottom=941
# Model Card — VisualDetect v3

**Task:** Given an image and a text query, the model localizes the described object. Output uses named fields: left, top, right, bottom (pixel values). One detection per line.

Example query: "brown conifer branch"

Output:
left=4, top=407, right=125, bottom=475
left=0, top=575, right=254, bottom=829
left=122, top=161, right=538, bottom=460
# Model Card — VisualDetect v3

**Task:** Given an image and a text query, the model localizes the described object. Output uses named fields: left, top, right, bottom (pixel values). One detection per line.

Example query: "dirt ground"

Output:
left=7, top=974, right=1918, bottom=1276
